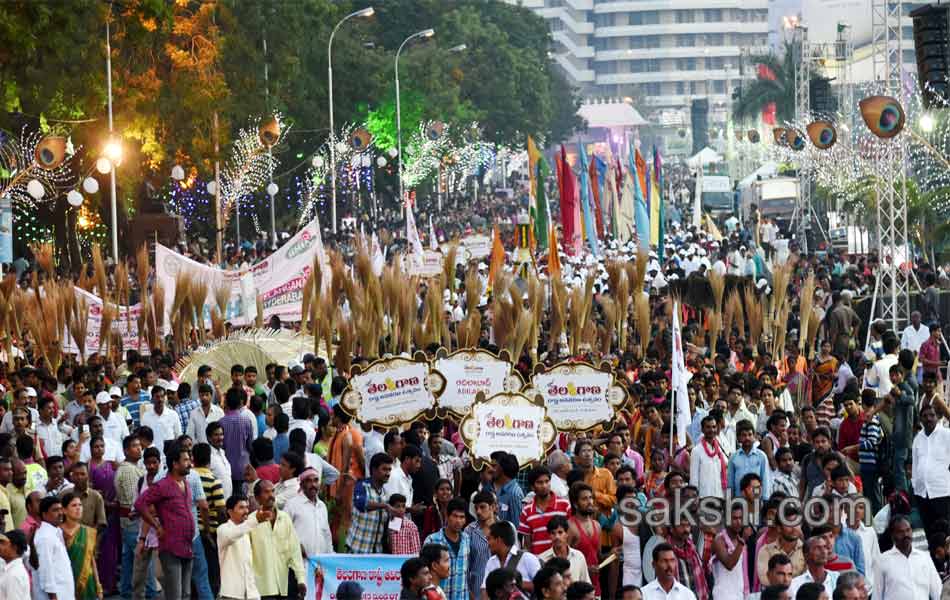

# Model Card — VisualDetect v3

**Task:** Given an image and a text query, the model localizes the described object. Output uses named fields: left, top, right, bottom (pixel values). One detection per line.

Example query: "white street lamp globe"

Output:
left=376, top=156, right=387, bottom=167
left=336, top=141, right=348, bottom=154
left=26, top=179, right=45, bottom=200
left=95, top=157, right=113, bottom=174
left=206, top=181, right=217, bottom=195
left=171, top=165, right=185, bottom=181
left=82, top=177, right=100, bottom=194
left=312, top=155, right=325, bottom=168
left=920, top=114, right=935, bottom=133
left=266, top=182, right=279, bottom=196
left=67, top=190, right=84, bottom=207
left=387, top=147, right=398, bottom=158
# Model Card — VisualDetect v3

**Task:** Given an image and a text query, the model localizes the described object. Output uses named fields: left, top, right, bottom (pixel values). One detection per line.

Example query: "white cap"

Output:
left=165, top=380, right=180, bottom=393
left=25, top=387, right=36, bottom=398
left=477, top=262, right=487, bottom=271
left=109, top=386, right=122, bottom=398
left=96, top=391, right=113, bottom=405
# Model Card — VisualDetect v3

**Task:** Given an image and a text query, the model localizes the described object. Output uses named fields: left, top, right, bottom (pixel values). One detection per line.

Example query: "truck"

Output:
left=739, top=176, right=800, bottom=228
left=700, top=175, right=735, bottom=216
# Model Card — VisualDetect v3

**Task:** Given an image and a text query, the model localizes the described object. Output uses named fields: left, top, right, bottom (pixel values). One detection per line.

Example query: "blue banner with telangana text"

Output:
left=307, top=554, right=413, bottom=600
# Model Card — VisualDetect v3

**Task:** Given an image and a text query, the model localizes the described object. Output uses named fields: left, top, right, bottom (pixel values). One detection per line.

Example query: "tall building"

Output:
left=506, top=0, right=770, bottom=151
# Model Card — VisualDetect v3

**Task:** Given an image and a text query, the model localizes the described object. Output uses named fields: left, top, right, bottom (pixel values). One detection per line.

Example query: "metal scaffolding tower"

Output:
left=793, top=26, right=812, bottom=253
left=867, top=0, right=911, bottom=334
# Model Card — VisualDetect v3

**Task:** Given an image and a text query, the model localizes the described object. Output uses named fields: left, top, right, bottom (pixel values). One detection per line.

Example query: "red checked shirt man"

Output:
left=517, top=466, right=570, bottom=555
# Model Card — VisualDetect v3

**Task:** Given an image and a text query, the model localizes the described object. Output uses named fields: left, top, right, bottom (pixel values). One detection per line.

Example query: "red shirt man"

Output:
left=517, top=466, right=569, bottom=554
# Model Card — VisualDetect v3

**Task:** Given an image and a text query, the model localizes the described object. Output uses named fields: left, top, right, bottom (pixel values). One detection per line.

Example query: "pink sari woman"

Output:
left=89, top=435, right=120, bottom=595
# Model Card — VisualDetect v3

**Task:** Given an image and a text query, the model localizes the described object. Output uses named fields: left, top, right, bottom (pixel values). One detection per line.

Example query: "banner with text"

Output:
left=532, top=371, right=613, bottom=431
left=63, top=287, right=147, bottom=357
left=340, top=356, right=445, bottom=427
left=155, top=219, right=322, bottom=328
left=435, top=354, right=511, bottom=416
left=460, top=234, right=492, bottom=260
left=306, top=554, right=411, bottom=600
left=458, top=392, right=556, bottom=468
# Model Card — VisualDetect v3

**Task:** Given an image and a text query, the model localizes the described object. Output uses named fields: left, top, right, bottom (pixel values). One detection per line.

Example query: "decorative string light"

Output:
left=0, top=127, right=78, bottom=209
left=219, top=114, right=289, bottom=227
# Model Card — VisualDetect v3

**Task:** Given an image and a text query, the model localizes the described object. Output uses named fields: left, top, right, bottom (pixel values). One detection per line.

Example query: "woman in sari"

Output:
left=88, top=435, right=119, bottom=595
left=61, top=491, right=103, bottom=600
left=810, top=340, right=839, bottom=406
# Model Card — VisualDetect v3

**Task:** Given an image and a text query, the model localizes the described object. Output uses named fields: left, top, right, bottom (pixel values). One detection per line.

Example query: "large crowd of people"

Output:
left=0, top=180, right=947, bottom=600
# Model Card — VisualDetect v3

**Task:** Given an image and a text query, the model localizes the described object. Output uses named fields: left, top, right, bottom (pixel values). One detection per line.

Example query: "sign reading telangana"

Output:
left=529, top=362, right=628, bottom=432
left=434, top=349, right=520, bottom=416
left=459, top=391, right=557, bottom=468
left=340, top=354, right=445, bottom=426
left=63, top=287, right=148, bottom=357
left=461, top=234, right=492, bottom=259
left=307, top=554, right=410, bottom=600
left=155, top=218, right=324, bottom=329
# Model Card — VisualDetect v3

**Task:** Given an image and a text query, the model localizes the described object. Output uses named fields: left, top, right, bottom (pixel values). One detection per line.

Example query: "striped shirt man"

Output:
left=859, top=414, right=884, bottom=466
left=516, top=494, right=570, bottom=554
left=194, top=466, right=225, bottom=535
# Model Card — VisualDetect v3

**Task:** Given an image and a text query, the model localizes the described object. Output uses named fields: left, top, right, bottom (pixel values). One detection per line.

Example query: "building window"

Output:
left=643, top=82, right=662, bottom=96
left=676, top=10, right=695, bottom=23
left=713, top=80, right=726, bottom=94
left=704, top=9, right=722, bottom=22
left=676, top=34, right=695, bottom=47
left=705, top=33, right=724, bottom=46
left=707, top=57, right=724, bottom=70
left=594, top=13, right=612, bottom=28
left=676, top=82, right=685, bottom=95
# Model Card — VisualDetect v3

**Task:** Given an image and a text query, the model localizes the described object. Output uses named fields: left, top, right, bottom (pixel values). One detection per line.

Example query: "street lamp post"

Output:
left=395, top=28, right=435, bottom=217
left=105, top=10, right=119, bottom=263
left=328, top=6, right=374, bottom=236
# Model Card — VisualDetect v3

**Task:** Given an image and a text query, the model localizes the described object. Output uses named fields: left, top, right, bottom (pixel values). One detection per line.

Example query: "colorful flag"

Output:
left=577, top=143, right=600, bottom=256
left=548, top=225, right=561, bottom=280
left=488, top=225, right=505, bottom=290
left=535, top=157, right=550, bottom=249
left=590, top=155, right=606, bottom=239
left=654, top=147, right=666, bottom=262
left=671, top=301, right=691, bottom=448
left=556, top=145, right=577, bottom=256
left=630, top=147, right=650, bottom=251
left=649, top=155, right=660, bottom=248
left=527, top=136, right=542, bottom=201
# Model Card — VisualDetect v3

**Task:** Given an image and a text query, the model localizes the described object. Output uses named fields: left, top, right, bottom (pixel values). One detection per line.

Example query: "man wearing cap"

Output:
left=100, top=387, right=130, bottom=445
left=284, top=467, right=333, bottom=558
left=141, top=384, right=182, bottom=455
left=0, top=528, right=30, bottom=598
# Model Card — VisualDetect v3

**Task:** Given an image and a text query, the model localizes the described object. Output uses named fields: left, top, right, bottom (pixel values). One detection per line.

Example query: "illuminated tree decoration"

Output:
left=219, top=114, right=288, bottom=227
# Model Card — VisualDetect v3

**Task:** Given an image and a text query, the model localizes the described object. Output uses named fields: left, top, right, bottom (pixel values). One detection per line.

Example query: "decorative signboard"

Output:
left=460, top=234, right=492, bottom=260
left=433, top=348, right=524, bottom=418
left=339, top=353, right=446, bottom=427
left=405, top=250, right=444, bottom=277
left=527, top=361, right=628, bottom=432
left=459, top=391, right=558, bottom=469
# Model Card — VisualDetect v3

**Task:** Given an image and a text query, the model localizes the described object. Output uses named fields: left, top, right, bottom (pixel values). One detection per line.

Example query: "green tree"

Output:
left=732, top=42, right=799, bottom=125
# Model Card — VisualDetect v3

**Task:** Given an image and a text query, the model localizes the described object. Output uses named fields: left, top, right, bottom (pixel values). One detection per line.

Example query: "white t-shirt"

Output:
left=480, top=550, right=541, bottom=590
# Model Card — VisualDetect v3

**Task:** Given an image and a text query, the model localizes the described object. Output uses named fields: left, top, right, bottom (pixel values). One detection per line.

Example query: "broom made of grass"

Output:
left=548, top=274, right=568, bottom=354
left=526, top=273, right=545, bottom=362
left=805, top=308, right=822, bottom=360
left=114, top=262, right=132, bottom=334
left=798, top=272, right=816, bottom=355
left=170, top=272, right=192, bottom=350
left=32, top=242, right=55, bottom=279
left=743, top=286, right=764, bottom=353
left=725, top=291, right=745, bottom=341
left=255, top=295, right=264, bottom=330
left=599, top=296, right=618, bottom=355
left=91, top=245, right=109, bottom=301
left=773, top=302, right=790, bottom=360
left=190, top=279, right=209, bottom=345
left=333, top=309, right=355, bottom=377
left=66, top=286, right=89, bottom=363
left=0, top=278, right=15, bottom=365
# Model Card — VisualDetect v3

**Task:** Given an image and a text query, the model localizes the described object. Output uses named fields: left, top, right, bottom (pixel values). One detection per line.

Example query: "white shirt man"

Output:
left=217, top=503, right=264, bottom=600
left=0, top=553, right=29, bottom=600
left=641, top=579, right=697, bottom=600
left=210, top=443, right=233, bottom=500
left=689, top=437, right=727, bottom=499
left=185, top=402, right=223, bottom=445
left=100, top=407, right=129, bottom=445
left=383, top=457, right=414, bottom=507
left=34, top=520, right=75, bottom=600
left=284, top=470, right=333, bottom=557
left=875, top=545, right=942, bottom=599
left=789, top=567, right=838, bottom=599
left=140, top=401, right=182, bottom=454
left=912, top=415, right=950, bottom=500
left=901, top=321, right=931, bottom=354
left=34, top=416, right=73, bottom=461
left=864, top=352, right=898, bottom=398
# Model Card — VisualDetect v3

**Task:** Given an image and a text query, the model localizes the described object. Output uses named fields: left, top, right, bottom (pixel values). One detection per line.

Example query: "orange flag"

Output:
left=548, top=225, right=561, bottom=280
left=488, top=225, right=505, bottom=291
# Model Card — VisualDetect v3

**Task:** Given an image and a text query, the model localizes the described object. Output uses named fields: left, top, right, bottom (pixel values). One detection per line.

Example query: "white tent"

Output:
left=737, top=162, right=779, bottom=189
left=577, top=100, right=648, bottom=128
left=686, top=146, right=722, bottom=168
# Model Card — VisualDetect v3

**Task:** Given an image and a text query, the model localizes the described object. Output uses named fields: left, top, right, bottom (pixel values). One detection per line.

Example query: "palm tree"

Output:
left=905, top=178, right=950, bottom=264
left=732, top=42, right=799, bottom=125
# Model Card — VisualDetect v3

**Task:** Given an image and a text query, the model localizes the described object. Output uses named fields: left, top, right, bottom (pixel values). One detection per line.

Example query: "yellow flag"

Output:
left=527, top=136, right=542, bottom=200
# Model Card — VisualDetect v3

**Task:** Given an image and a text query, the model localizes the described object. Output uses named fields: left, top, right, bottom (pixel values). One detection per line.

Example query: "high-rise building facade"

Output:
left=508, top=0, right=770, bottom=133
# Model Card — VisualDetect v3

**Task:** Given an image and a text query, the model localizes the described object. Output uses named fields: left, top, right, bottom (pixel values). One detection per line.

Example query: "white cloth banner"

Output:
left=671, top=301, right=691, bottom=448
left=63, top=287, right=147, bottom=357
left=155, top=218, right=324, bottom=328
